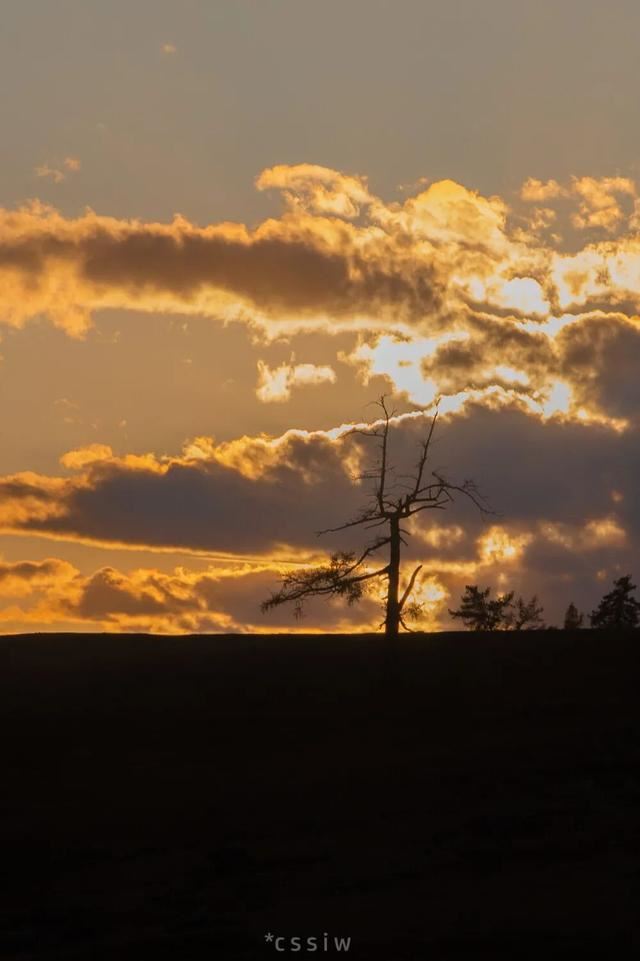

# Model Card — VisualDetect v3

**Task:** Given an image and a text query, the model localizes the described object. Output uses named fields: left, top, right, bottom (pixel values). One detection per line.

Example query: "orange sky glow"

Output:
left=2, top=0, right=640, bottom=633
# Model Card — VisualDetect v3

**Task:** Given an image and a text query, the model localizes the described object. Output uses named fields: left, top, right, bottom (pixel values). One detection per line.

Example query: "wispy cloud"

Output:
left=34, top=156, right=81, bottom=184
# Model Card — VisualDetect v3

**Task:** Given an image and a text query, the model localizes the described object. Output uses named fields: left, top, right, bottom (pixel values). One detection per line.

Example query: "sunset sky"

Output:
left=2, top=0, right=640, bottom=633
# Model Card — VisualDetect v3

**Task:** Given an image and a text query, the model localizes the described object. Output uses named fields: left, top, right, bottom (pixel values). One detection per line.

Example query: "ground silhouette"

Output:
left=2, top=629, right=640, bottom=958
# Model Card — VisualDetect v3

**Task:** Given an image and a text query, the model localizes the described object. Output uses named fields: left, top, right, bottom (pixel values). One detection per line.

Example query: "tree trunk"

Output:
left=384, top=515, right=401, bottom=641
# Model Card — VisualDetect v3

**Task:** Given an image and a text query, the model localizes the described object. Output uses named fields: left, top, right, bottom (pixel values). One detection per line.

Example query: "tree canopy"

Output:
left=590, top=575, right=640, bottom=629
left=563, top=602, right=584, bottom=630
left=449, top=585, right=544, bottom=630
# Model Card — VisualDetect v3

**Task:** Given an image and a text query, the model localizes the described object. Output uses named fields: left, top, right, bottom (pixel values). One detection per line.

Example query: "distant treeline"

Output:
left=448, top=575, right=640, bottom=631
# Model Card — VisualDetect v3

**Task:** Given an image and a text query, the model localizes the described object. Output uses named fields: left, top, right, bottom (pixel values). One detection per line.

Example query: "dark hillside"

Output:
left=1, top=630, right=639, bottom=959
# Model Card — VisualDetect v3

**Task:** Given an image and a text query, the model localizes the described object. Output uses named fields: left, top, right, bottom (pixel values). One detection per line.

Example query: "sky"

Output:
left=2, top=0, right=640, bottom=633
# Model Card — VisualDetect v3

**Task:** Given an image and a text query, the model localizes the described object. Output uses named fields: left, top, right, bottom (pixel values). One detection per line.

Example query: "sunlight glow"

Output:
left=478, top=526, right=532, bottom=563
left=346, top=333, right=468, bottom=406
left=494, top=365, right=529, bottom=385
left=541, top=381, right=572, bottom=418
left=497, top=277, right=550, bottom=315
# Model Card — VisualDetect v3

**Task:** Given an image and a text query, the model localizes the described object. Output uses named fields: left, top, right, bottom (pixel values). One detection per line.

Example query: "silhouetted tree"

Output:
left=512, top=594, right=545, bottom=630
left=449, top=587, right=544, bottom=630
left=590, top=575, right=640, bottom=629
left=449, top=585, right=514, bottom=630
left=262, top=396, right=489, bottom=640
left=563, top=602, right=584, bottom=630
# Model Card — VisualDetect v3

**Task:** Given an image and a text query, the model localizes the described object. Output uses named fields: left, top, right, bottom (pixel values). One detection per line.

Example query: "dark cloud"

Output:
left=558, top=315, right=640, bottom=420
left=421, top=313, right=557, bottom=397
left=66, top=567, right=190, bottom=620
left=433, top=406, right=638, bottom=526
left=3, top=405, right=639, bottom=555
left=0, top=558, right=70, bottom=585
left=0, top=209, right=441, bottom=332
left=2, top=404, right=640, bottom=632
left=7, top=445, right=362, bottom=555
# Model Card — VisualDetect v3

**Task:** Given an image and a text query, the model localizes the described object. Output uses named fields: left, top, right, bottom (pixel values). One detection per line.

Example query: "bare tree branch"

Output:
left=411, top=410, right=438, bottom=497
left=375, top=396, right=392, bottom=515
left=399, top=564, right=423, bottom=612
left=262, top=397, right=492, bottom=638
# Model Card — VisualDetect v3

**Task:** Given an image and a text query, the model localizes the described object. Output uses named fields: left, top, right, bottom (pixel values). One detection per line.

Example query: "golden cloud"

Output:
left=0, top=397, right=637, bottom=593
left=0, top=187, right=443, bottom=336
left=4, top=166, right=640, bottom=432
left=60, top=443, right=114, bottom=470
left=520, top=178, right=567, bottom=203
left=0, top=557, right=77, bottom=597
left=0, top=553, right=394, bottom=634
left=256, top=163, right=374, bottom=218
left=255, top=359, right=337, bottom=403
left=0, top=169, right=638, bottom=340
left=4, top=167, right=640, bottom=634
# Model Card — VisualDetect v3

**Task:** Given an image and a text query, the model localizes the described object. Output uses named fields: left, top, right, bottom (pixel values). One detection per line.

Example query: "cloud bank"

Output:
left=3, top=165, right=640, bottom=632
left=1, top=403, right=638, bottom=631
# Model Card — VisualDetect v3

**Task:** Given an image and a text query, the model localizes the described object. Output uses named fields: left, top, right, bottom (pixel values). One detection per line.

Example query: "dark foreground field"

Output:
left=1, top=630, right=639, bottom=959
